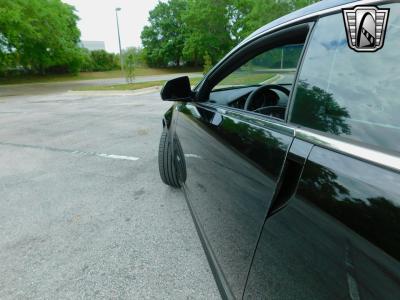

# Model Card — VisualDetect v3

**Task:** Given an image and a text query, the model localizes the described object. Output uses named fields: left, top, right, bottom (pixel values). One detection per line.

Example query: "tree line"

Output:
left=0, top=0, right=83, bottom=75
left=141, top=0, right=318, bottom=68
left=0, top=0, right=319, bottom=76
left=0, top=0, right=126, bottom=76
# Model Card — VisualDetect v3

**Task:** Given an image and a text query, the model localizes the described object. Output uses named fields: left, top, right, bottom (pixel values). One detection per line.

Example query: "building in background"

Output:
left=80, top=41, right=106, bottom=51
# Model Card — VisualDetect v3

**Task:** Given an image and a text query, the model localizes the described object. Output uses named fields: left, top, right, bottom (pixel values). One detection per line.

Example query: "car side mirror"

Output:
left=161, top=76, right=193, bottom=101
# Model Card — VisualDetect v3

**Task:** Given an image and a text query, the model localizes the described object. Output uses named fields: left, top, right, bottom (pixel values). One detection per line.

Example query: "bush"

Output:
left=78, top=48, right=94, bottom=72
left=113, top=54, right=121, bottom=70
left=90, top=50, right=118, bottom=71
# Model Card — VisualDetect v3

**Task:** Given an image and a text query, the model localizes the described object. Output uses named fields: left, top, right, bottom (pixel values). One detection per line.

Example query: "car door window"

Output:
left=214, top=44, right=303, bottom=90
left=205, top=26, right=309, bottom=120
left=290, top=3, right=400, bottom=153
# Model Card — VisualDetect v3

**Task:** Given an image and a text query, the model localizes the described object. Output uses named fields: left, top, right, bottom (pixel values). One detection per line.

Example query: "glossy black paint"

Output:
left=162, top=105, right=174, bottom=129
left=244, top=146, right=400, bottom=299
left=161, top=76, right=192, bottom=101
left=175, top=103, right=293, bottom=298
left=159, top=1, right=400, bottom=299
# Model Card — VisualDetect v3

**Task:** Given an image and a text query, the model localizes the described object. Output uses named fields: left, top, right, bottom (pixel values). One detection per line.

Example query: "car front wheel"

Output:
left=158, top=129, right=181, bottom=188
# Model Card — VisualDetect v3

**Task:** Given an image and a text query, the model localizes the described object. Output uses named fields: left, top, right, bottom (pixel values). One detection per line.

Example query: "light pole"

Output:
left=115, top=7, right=123, bottom=72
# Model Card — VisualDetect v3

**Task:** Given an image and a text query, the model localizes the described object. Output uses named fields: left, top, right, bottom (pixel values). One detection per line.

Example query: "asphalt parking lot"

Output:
left=0, top=87, right=220, bottom=299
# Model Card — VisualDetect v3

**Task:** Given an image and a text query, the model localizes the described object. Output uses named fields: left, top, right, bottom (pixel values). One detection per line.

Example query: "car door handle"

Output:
left=267, top=139, right=313, bottom=217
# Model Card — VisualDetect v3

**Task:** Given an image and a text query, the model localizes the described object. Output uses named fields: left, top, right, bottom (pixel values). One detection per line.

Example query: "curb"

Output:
left=67, top=86, right=162, bottom=96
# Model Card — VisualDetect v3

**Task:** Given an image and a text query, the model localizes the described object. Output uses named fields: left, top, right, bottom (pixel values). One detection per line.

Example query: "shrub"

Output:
left=90, top=50, right=118, bottom=71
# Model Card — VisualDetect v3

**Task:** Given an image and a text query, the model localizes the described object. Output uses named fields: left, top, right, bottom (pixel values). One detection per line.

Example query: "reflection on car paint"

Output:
left=176, top=102, right=293, bottom=298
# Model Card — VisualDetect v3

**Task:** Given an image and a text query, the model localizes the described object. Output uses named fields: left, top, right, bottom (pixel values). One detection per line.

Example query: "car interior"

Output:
left=209, top=83, right=292, bottom=119
left=197, top=23, right=311, bottom=121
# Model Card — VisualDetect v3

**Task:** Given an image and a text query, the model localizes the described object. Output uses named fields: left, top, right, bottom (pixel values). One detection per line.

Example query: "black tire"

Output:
left=158, top=129, right=180, bottom=188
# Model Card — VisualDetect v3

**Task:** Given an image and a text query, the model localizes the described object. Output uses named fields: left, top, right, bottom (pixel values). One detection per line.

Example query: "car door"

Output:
left=244, top=5, right=400, bottom=299
left=175, top=24, right=311, bottom=298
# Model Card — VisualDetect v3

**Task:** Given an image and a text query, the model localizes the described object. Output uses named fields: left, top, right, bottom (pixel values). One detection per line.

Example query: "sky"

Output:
left=62, top=0, right=160, bottom=53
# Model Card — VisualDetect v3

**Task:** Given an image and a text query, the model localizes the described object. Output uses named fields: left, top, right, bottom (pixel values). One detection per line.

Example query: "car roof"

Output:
left=244, top=0, right=360, bottom=42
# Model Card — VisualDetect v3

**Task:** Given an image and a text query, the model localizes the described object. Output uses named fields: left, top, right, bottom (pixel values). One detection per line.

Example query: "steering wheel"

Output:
left=244, top=84, right=290, bottom=111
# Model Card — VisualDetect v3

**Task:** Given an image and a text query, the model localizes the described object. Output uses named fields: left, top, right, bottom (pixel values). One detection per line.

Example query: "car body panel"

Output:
left=160, top=0, right=400, bottom=298
left=162, top=105, right=175, bottom=129
left=244, top=145, right=400, bottom=299
left=175, top=102, right=294, bottom=298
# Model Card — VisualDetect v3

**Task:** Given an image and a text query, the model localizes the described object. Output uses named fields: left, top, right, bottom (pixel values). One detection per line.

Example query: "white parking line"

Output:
left=96, top=153, right=140, bottom=161
left=0, top=142, right=140, bottom=161
left=184, top=153, right=202, bottom=159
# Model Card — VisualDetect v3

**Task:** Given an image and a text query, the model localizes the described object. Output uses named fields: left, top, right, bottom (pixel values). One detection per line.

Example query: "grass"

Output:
left=74, top=71, right=281, bottom=92
left=217, top=72, right=276, bottom=87
left=0, top=66, right=202, bottom=85
left=74, top=78, right=201, bottom=91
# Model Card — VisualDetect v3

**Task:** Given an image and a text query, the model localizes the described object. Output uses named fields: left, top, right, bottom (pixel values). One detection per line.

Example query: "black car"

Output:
left=158, top=0, right=400, bottom=299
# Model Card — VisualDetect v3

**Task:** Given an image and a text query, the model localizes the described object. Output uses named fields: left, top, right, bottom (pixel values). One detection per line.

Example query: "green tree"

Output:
left=182, top=0, right=233, bottom=66
left=139, top=0, right=320, bottom=68
left=226, top=0, right=253, bottom=43
left=123, top=47, right=139, bottom=83
left=124, top=53, right=135, bottom=83
left=79, top=48, right=94, bottom=72
left=141, top=0, right=187, bottom=67
left=123, top=47, right=145, bottom=67
left=0, top=0, right=83, bottom=74
left=238, top=0, right=320, bottom=39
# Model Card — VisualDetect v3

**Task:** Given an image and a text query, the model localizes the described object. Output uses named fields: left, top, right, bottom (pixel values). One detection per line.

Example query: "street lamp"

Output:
left=115, top=7, right=123, bottom=72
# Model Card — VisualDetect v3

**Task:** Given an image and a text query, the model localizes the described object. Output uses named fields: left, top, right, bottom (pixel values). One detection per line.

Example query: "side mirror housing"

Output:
left=161, top=76, right=193, bottom=101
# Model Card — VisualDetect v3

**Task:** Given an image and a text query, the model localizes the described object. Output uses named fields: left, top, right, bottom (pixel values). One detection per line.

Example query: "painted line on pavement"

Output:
left=184, top=153, right=202, bottom=159
left=96, top=153, right=139, bottom=161
left=0, top=141, right=140, bottom=161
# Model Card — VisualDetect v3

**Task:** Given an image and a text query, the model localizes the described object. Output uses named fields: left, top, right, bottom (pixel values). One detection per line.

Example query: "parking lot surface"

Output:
left=0, top=89, right=220, bottom=299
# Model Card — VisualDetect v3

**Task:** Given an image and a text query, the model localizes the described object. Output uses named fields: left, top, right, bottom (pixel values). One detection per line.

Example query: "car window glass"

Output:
left=213, top=44, right=303, bottom=90
left=207, top=40, right=306, bottom=120
left=290, top=4, right=400, bottom=153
